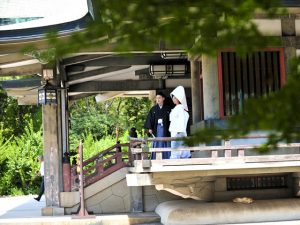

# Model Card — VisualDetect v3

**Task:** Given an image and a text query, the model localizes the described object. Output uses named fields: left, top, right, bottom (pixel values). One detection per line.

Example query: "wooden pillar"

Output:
left=190, top=56, right=202, bottom=124
left=284, top=46, right=296, bottom=80
left=58, top=63, right=69, bottom=155
left=61, top=88, right=68, bottom=154
left=281, top=15, right=296, bottom=78
left=41, top=69, right=64, bottom=215
left=292, top=172, right=300, bottom=197
left=202, top=55, right=220, bottom=119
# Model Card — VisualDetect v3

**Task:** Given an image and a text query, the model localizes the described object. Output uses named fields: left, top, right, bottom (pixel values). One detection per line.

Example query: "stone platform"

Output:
left=0, top=195, right=160, bottom=225
left=155, top=198, right=300, bottom=225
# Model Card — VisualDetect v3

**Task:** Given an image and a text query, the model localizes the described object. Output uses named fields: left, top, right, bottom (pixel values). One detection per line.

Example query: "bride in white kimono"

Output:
left=169, top=86, right=191, bottom=159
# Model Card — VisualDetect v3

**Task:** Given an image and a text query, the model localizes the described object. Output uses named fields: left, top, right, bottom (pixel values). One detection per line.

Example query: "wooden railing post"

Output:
left=128, top=144, right=134, bottom=166
left=116, top=152, right=123, bottom=164
left=224, top=140, right=231, bottom=158
left=238, top=149, right=245, bottom=157
left=211, top=150, right=218, bottom=158
left=72, top=141, right=95, bottom=219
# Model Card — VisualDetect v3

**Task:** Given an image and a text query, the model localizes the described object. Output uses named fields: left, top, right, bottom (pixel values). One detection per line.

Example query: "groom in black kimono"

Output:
left=144, top=92, right=172, bottom=159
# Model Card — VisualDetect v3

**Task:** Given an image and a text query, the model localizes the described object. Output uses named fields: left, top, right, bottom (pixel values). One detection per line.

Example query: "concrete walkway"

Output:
left=0, top=195, right=161, bottom=225
left=0, top=195, right=45, bottom=219
left=2, top=195, right=300, bottom=225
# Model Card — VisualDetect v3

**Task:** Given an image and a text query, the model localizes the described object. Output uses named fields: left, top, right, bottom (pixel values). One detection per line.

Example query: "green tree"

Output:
left=0, top=87, right=42, bottom=140
left=106, top=97, right=152, bottom=135
left=45, top=1, right=300, bottom=147
left=48, top=0, right=282, bottom=57
left=69, top=96, right=151, bottom=151
left=0, top=120, right=43, bottom=195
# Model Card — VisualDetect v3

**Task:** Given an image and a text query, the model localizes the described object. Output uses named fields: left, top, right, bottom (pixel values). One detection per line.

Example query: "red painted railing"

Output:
left=71, top=142, right=133, bottom=189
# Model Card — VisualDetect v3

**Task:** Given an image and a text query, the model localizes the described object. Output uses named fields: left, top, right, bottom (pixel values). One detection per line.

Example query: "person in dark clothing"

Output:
left=129, top=127, right=138, bottom=138
left=144, top=92, right=172, bottom=159
left=34, top=155, right=44, bottom=201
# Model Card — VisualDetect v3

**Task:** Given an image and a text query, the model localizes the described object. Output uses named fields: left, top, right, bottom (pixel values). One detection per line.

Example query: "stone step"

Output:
left=0, top=212, right=161, bottom=225
left=156, top=199, right=300, bottom=225
left=135, top=223, right=163, bottom=225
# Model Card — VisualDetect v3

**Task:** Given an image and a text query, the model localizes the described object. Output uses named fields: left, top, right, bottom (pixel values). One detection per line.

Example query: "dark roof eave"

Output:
left=0, top=13, right=93, bottom=43
left=0, top=77, right=41, bottom=89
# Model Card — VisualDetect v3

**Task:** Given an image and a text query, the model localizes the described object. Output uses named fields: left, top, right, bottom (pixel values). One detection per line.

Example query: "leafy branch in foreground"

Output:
left=186, top=56, right=300, bottom=151
left=45, top=0, right=283, bottom=58
left=26, top=0, right=296, bottom=149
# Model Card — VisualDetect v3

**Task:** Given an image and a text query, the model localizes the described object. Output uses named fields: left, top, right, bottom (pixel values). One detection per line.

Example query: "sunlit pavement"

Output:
left=0, top=195, right=161, bottom=225
left=0, top=195, right=45, bottom=219
left=1, top=195, right=300, bottom=225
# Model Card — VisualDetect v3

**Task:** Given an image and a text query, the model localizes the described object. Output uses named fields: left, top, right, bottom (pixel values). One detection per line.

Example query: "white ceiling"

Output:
left=0, top=0, right=88, bottom=30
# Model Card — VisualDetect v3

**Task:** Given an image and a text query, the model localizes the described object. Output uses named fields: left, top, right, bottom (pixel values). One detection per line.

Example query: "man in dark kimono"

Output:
left=144, top=92, right=172, bottom=159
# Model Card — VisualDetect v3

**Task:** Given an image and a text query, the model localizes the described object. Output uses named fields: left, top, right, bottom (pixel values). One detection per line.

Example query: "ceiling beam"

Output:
left=67, top=66, right=131, bottom=84
left=0, top=59, right=42, bottom=76
left=61, top=54, right=111, bottom=66
left=69, top=79, right=165, bottom=93
left=135, top=68, right=149, bottom=76
left=0, top=53, right=33, bottom=64
left=65, top=54, right=188, bottom=68
left=68, top=93, right=96, bottom=101
left=1, top=77, right=41, bottom=89
left=17, top=95, right=37, bottom=105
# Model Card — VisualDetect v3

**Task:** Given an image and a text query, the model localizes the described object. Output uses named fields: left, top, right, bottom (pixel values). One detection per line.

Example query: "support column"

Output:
left=61, top=88, right=68, bottom=154
left=42, top=104, right=64, bottom=215
left=281, top=14, right=296, bottom=78
left=292, top=172, right=300, bottom=197
left=202, top=55, right=220, bottom=120
left=285, top=47, right=296, bottom=77
left=41, top=68, right=64, bottom=216
left=190, top=57, right=202, bottom=124
left=129, top=186, right=144, bottom=212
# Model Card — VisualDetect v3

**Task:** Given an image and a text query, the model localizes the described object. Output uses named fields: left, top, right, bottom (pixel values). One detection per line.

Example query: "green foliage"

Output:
left=0, top=85, right=43, bottom=196
left=229, top=56, right=300, bottom=148
left=0, top=88, right=42, bottom=140
left=116, top=98, right=152, bottom=133
left=45, top=0, right=284, bottom=59
left=69, top=96, right=151, bottom=151
left=3, top=0, right=298, bottom=195
left=45, top=0, right=295, bottom=149
left=0, top=121, right=43, bottom=196
left=80, top=130, right=132, bottom=160
left=186, top=56, right=300, bottom=150
left=22, top=46, right=56, bottom=65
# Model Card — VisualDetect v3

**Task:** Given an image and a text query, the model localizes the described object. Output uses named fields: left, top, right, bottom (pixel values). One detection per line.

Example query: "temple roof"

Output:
left=0, top=0, right=90, bottom=29
left=1, top=0, right=299, bottom=105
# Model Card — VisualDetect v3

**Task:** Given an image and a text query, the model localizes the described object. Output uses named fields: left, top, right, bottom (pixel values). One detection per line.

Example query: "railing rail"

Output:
left=128, top=136, right=300, bottom=168
left=70, top=136, right=300, bottom=188
left=71, top=142, right=133, bottom=189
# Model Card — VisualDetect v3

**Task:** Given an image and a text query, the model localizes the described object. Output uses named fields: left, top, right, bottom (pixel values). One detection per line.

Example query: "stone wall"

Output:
left=143, top=186, right=182, bottom=212
left=85, top=179, right=130, bottom=214
left=214, top=176, right=293, bottom=202
left=61, top=168, right=181, bottom=214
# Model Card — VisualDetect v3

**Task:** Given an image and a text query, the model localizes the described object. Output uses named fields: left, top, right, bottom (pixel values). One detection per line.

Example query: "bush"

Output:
left=0, top=120, right=42, bottom=196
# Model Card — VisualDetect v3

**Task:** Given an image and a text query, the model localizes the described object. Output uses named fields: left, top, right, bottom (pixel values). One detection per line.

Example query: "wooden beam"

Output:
left=135, top=68, right=149, bottom=76
left=65, top=54, right=188, bottom=67
left=17, top=95, right=38, bottom=105
left=67, top=66, right=131, bottom=84
left=61, top=54, right=111, bottom=66
left=69, top=79, right=165, bottom=92
left=0, top=53, right=33, bottom=64
left=68, top=93, right=96, bottom=101
left=1, top=77, right=41, bottom=89
left=0, top=59, right=42, bottom=76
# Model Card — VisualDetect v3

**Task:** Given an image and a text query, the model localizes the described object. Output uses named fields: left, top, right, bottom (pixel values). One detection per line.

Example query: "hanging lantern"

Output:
left=38, top=83, right=57, bottom=105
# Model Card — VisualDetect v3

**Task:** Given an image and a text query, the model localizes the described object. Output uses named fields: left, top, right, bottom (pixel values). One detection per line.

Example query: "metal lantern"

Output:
left=38, top=83, right=57, bottom=105
left=149, top=64, right=188, bottom=79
